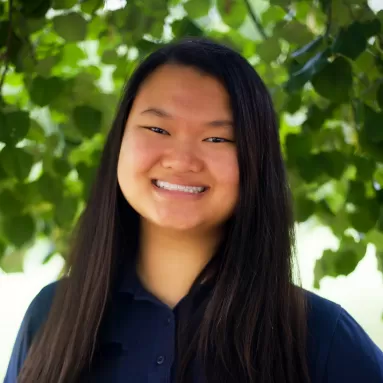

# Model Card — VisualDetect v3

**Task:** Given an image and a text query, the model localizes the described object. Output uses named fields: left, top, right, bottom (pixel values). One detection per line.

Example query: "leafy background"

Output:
left=0, top=0, right=383, bottom=322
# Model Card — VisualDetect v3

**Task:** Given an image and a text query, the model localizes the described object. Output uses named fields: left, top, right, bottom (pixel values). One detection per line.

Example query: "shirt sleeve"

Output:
left=3, top=282, right=57, bottom=383
left=324, top=307, right=383, bottom=383
left=3, top=308, right=33, bottom=383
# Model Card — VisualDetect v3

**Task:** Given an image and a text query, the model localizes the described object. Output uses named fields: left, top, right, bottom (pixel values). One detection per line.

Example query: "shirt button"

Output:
left=157, top=355, right=165, bottom=365
left=167, top=317, right=171, bottom=325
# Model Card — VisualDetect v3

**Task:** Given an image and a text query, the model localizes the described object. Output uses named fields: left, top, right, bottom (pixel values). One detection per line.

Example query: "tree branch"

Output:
left=0, top=0, right=14, bottom=95
left=243, top=0, right=268, bottom=40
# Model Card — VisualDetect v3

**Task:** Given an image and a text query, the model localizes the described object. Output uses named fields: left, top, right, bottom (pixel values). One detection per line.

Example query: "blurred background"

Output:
left=1, top=0, right=383, bottom=380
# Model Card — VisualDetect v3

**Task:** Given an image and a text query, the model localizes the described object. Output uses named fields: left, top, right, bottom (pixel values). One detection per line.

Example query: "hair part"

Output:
left=18, top=37, right=310, bottom=383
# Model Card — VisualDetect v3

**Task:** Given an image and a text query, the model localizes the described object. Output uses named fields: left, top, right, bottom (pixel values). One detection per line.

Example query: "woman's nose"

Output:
left=160, top=142, right=204, bottom=173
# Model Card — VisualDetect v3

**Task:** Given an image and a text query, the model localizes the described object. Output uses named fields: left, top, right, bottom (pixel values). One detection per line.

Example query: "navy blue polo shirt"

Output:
left=4, top=263, right=383, bottom=382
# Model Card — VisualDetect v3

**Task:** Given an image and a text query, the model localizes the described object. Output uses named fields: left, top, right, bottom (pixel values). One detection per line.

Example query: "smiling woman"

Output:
left=4, top=37, right=383, bottom=383
left=118, top=65, right=238, bottom=238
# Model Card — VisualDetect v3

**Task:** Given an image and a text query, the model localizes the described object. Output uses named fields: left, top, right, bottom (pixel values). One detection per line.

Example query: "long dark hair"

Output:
left=18, top=37, right=310, bottom=383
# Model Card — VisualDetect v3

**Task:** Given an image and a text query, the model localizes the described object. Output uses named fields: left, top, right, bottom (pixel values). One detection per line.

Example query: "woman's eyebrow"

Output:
left=140, top=107, right=233, bottom=127
left=140, top=107, right=171, bottom=118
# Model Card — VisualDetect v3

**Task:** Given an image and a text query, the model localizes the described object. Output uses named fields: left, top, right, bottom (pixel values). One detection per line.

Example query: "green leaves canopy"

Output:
left=0, top=0, right=383, bottom=290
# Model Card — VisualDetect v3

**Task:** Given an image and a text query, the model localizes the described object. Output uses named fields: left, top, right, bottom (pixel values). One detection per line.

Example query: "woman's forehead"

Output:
left=131, top=65, right=232, bottom=119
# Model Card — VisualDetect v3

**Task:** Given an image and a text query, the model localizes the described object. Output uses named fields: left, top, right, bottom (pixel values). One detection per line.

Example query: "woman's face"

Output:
left=117, top=64, right=239, bottom=233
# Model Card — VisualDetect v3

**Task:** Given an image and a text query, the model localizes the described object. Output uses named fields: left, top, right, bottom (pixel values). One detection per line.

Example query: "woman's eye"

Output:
left=204, top=137, right=233, bottom=143
left=146, top=127, right=169, bottom=135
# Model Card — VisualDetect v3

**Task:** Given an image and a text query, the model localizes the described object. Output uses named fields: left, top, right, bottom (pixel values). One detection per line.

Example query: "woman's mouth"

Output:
left=152, top=180, right=207, bottom=194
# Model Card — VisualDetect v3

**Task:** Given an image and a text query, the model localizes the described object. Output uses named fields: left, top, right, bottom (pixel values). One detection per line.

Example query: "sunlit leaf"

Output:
left=81, top=0, right=104, bottom=14
left=184, top=0, right=210, bottom=19
left=216, top=0, right=247, bottom=29
left=257, top=37, right=281, bottom=62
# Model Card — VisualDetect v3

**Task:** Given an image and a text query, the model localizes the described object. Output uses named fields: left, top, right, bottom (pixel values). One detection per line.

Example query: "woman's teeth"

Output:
left=154, top=180, right=205, bottom=194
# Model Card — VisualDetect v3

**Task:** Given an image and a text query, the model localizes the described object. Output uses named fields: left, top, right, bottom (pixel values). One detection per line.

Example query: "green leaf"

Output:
left=216, top=0, right=247, bottom=29
left=261, top=6, right=285, bottom=27
left=37, top=174, right=64, bottom=204
left=332, top=22, right=367, bottom=60
left=377, top=83, right=383, bottom=110
left=29, top=76, right=65, bottom=107
left=54, top=195, right=78, bottom=228
left=76, top=162, right=97, bottom=199
left=72, top=105, right=103, bottom=138
left=294, top=195, right=316, bottom=222
left=349, top=207, right=377, bottom=233
left=101, top=49, right=119, bottom=65
left=269, top=0, right=290, bottom=6
left=184, top=0, right=210, bottom=19
left=3, top=214, right=36, bottom=247
left=81, top=0, right=104, bottom=14
left=19, top=0, right=52, bottom=18
left=302, top=105, right=328, bottom=131
left=353, top=155, right=375, bottom=181
left=0, top=110, right=30, bottom=146
left=53, top=157, right=71, bottom=176
left=52, top=0, right=78, bottom=9
left=0, top=189, right=25, bottom=216
left=0, top=248, right=26, bottom=273
left=257, top=37, right=281, bottom=62
left=296, top=155, right=326, bottom=183
left=0, top=147, right=34, bottom=181
left=291, top=36, right=324, bottom=59
left=317, top=151, right=347, bottom=179
left=275, top=21, right=314, bottom=45
left=285, top=92, right=302, bottom=114
left=285, top=133, right=312, bottom=160
left=35, top=56, right=61, bottom=77
left=172, top=18, right=204, bottom=37
left=285, top=50, right=330, bottom=92
left=0, top=239, right=6, bottom=263
left=347, top=180, right=366, bottom=206
left=314, top=235, right=366, bottom=286
left=53, top=12, right=88, bottom=42
left=311, top=57, right=353, bottom=102
left=25, top=119, right=46, bottom=143
left=61, top=44, right=87, bottom=67
left=363, top=105, right=383, bottom=143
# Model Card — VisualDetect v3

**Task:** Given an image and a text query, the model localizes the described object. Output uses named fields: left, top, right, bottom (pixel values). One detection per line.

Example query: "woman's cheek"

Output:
left=208, top=149, right=239, bottom=183
left=127, top=134, right=164, bottom=171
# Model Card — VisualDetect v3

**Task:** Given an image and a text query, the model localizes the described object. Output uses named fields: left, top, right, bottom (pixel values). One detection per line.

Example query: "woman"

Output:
left=4, top=37, right=383, bottom=383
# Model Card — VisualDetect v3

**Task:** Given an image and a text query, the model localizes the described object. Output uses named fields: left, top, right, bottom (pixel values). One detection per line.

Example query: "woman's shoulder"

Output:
left=26, top=280, right=61, bottom=332
left=4, top=280, right=63, bottom=382
left=302, top=289, right=383, bottom=383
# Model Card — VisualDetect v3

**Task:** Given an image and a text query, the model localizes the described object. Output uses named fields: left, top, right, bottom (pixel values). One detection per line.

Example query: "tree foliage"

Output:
left=0, top=0, right=383, bottom=288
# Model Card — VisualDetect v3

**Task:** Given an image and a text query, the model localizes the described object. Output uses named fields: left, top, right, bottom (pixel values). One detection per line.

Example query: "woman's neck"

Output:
left=136, top=220, right=221, bottom=309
